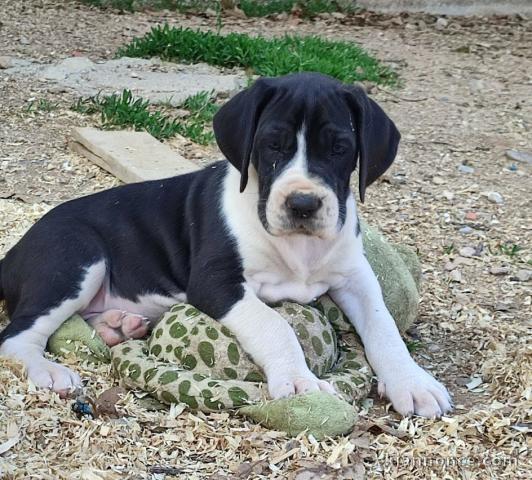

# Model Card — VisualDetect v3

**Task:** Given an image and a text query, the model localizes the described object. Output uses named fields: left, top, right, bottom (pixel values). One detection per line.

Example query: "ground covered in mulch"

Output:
left=0, top=1, right=530, bottom=478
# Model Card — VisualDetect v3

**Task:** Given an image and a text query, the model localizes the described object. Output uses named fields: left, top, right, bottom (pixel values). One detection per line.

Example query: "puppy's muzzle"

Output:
left=285, top=192, right=323, bottom=220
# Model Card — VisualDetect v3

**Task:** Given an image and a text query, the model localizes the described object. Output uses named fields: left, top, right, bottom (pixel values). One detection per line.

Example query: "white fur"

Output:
left=330, top=255, right=452, bottom=418
left=0, top=260, right=106, bottom=394
left=220, top=286, right=335, bottom=398
left=223, top=164, right=452, bottom=416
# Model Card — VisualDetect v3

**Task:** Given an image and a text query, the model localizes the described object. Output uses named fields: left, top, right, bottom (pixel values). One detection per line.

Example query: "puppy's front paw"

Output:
left=27, top=357, right=82, bottom=398
left=378, top=364, right=452, bottom=419
left=268, top=371, right=336, bottom=399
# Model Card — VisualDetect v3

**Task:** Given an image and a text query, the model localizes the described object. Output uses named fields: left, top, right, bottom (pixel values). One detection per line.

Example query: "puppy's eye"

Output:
left=332, top=143, right=347, bottom=155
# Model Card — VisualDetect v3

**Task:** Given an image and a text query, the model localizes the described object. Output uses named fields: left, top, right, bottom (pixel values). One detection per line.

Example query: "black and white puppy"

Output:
left=0, top=73, right=452, bottom=418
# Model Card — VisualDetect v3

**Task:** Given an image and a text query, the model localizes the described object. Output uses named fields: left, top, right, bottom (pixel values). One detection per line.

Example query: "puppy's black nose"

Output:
left=285, top=193, right=322, bottom=219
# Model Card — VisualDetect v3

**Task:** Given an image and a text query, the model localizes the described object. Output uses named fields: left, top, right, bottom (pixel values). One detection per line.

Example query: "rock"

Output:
left=465, top=211, right=478, bottom=221
left=468, top=80, right=484, bottom=93
left=19, top=36, right=30, bottom=45
left=331, top=12, right=346, bottom=20
left=441, top=190, right=454, bottom=201
left=459, top=226, right=473, bottom=235
left=459, top=246, right=476, bottom=258
left=435, top=17, right=449, bottom=30
left=432, top=176, right=445, bottom=185
left=513, top=270, right=532, bottom=282
left=0, top=56, right=12, bottom=69
left=490, top=266, right=510, bottom=276
left=449, top=270, right=462, bottom=282
left=390, top=174, right=407, bottom=185
left=487, top=191, right=504, bottom=204
left=505, top=149, right=532, bottom=165
left=458, top=164, right=475, bottom=174
left=444, top=261, right=456, bottom=272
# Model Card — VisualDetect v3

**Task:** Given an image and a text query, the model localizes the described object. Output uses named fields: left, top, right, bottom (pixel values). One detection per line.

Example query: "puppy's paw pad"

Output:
left=88, top=310, right=149, bottom=346
left=121, top=313, right=149, bottom=339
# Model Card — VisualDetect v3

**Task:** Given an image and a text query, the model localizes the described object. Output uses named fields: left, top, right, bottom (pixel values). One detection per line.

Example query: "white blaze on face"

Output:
left=265, top=125, right=340, bottom=238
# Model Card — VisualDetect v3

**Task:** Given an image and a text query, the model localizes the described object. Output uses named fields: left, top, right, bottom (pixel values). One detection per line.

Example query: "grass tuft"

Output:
left=25, top=99, right=60, bottom=113
left=498, top=243, right=523, bottom=258
left=117, top=25, right=397, bottom=85
left=72, top=89, right=218, bottom=144
left=79, top=0, right=355, bottom=17
left=239, top=0, right=347, bottom=17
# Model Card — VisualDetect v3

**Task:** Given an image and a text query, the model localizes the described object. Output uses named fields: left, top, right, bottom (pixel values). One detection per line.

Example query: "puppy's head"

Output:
left=214, top=73, right=400, bottom=238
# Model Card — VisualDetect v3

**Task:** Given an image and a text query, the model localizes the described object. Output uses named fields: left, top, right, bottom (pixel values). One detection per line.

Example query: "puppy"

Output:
left=0, top=73, right=452, bottom=417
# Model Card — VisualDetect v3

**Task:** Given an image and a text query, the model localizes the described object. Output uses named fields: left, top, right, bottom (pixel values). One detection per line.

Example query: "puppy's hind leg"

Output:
left=0, top=260, right=106, bottom=397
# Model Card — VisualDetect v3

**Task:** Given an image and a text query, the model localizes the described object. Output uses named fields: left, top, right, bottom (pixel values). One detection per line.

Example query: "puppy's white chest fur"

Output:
left=223, top=165, right=358, bottom=305
left=246, top=236, right=336, bottom=304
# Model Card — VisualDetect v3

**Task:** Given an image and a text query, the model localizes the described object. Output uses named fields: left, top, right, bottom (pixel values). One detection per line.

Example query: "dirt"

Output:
left=0, top=1, right=530, bottom=479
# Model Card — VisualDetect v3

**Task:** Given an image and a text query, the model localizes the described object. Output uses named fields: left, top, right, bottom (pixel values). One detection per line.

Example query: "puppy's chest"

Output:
left=245, top=239, right=346, bottom=304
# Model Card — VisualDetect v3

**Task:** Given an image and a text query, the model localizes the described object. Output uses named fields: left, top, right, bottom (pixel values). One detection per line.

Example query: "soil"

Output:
left=0, top=1, right=530, bottom=479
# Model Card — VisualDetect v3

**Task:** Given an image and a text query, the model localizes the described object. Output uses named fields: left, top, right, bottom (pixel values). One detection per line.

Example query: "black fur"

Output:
left=0, top=162, right=244, bottom=343
left=214, top=73, right=400, bottom=209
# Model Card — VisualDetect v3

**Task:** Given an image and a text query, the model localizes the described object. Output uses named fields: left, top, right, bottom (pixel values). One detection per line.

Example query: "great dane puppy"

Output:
left=0, top=73, right=452, bottom=418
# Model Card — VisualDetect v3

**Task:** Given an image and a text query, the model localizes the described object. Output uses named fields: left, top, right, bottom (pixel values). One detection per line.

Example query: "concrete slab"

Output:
left=70, top=127, right=200, bottom=183
left=6, top=57, right=247, bottom=106
left=356, top=0, right=532, bottom=16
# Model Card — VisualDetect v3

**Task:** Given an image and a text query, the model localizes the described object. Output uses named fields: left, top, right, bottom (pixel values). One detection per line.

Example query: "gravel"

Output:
left=0, top=2, right=531, bottom=479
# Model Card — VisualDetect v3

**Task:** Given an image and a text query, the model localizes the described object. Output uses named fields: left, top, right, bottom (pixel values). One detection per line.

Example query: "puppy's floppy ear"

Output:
left=344, top=85, right=401, bottom=203
left=213, top=78, right=276, bottom=192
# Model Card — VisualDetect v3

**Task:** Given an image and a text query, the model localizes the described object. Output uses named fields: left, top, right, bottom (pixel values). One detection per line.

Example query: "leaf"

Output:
left=466, top=376, right=483, bottom=390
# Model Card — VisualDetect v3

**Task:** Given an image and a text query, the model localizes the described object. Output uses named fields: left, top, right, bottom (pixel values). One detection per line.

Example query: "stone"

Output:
left=459, top=226, right=473, bottom=235
left=441, top=190, right=455, bottom=201
left=505, top=149, right=532, bottom=165
left=5, top=57, right=247, bottom=106
left=513, top=270, right=532, bottom=282
left=70, top=127, right=199, bottom=183
left=331, top=12, right=346, bottom=19
left=435, top=17, right=449, bottom=30
left=459, top=246, right=476, bottom=258
left=0, top=56, right=12, bottom=69
left=465, top=211, right=478, bottom=221
left=468, top=80, right=484, bottom=93
left=449, top=270, right=462, bottom=282
left=458, top=164, right=475, bottom=174
left=487, top=191, right=504, bottom=204
left=490, top=267, right=510, bottom=276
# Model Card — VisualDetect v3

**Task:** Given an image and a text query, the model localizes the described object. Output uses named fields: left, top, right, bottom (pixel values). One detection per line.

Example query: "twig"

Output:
left=375, top=85, right=428, bottom=102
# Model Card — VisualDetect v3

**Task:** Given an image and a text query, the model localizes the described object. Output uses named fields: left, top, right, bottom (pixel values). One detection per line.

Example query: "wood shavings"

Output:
left=1, top=2, right=531, bottom=479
